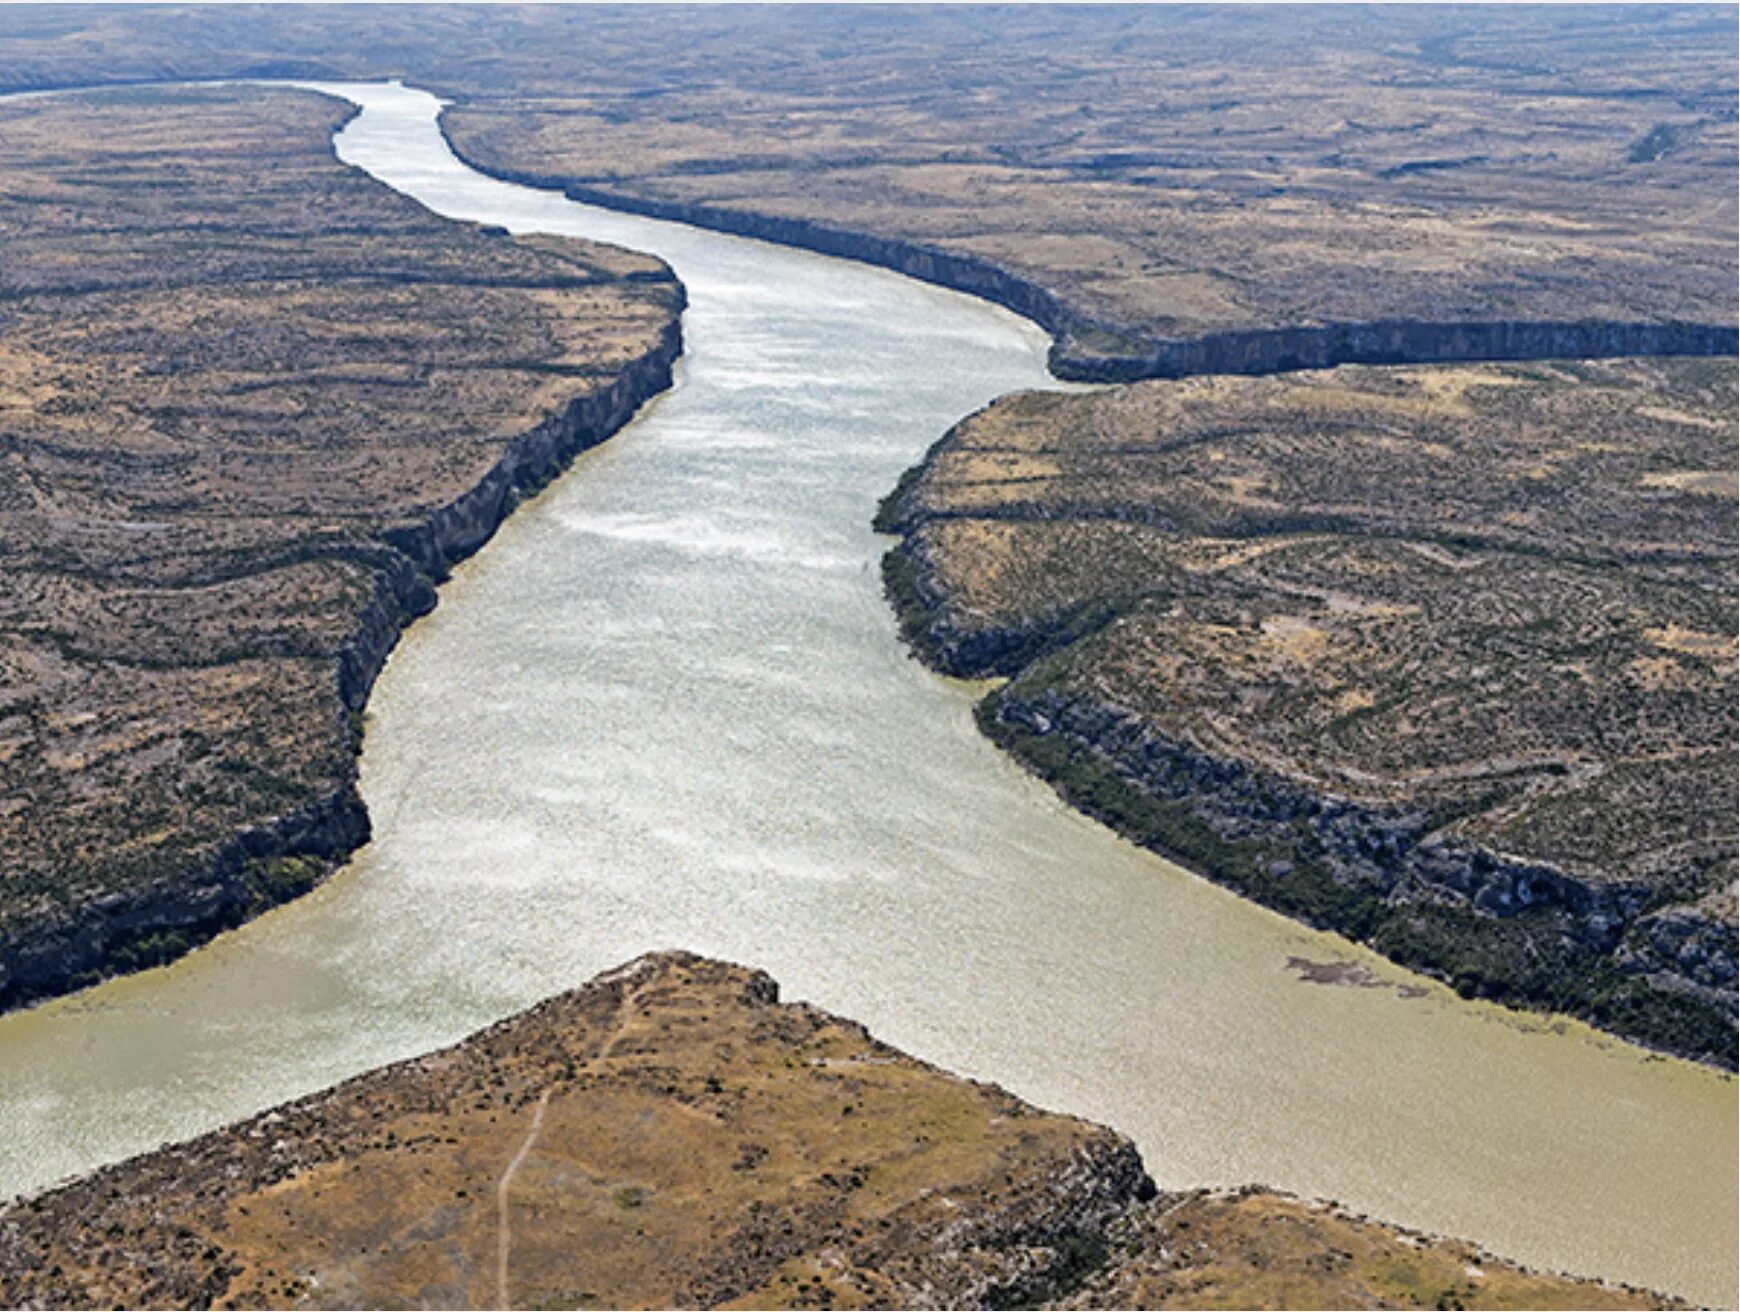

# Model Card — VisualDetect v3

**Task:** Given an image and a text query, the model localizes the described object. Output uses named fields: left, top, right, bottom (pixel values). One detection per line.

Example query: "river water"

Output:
left=0, top=81, right=1732, bottom=1305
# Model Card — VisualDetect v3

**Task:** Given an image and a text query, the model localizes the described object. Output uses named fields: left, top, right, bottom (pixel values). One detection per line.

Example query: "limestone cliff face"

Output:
left=0, top=319, right=681, bottom=1013
left=991, top=685, right=1735, bottom=1014
left=1091, top=317, right=1739, bottom=384
left=444, top=146, right=1739, bottom=384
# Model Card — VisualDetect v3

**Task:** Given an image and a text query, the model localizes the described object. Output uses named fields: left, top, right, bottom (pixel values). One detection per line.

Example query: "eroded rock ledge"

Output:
left=0, top=952, right=1677, bottom=1310
left=0, top=326, right=679, bottom=1013
left=439, top=137, right=1737, bottom=385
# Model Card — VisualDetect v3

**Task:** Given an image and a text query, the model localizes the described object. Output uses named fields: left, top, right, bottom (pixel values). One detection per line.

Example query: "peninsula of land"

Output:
left=0, top=951, right=1678, bottom=1311
left=877, top=357, right=1738, bottom=1065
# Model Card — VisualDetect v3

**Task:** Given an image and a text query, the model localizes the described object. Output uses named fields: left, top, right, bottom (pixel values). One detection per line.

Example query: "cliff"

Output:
left=437, top=136, right=1740, bottom=386
left=0, top=321, right=680, bottom=1013
left=877, top=360, right=1738, bottom=1066
left=0, top=86, right=684, bottom=1012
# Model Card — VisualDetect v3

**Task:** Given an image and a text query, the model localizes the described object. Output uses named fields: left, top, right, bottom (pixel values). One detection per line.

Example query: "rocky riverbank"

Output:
left=436, top=140, right=1739, bottom=385
left=0, top=325, right=679, bottom=1013
left=0, top=951, right=1677, bottom=1310
left=0, top=85, right=684, bottom=1013
left=878, top=360, right=1738, bottom=1067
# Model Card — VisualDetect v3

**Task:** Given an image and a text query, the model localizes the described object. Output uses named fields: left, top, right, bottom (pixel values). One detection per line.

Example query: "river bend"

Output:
left=0, top=81, right=1732, bottom=1306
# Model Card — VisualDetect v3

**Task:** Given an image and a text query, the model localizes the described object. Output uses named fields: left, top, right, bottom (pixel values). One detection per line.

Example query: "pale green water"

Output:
left=0, top=82, right=1732, bottom=1307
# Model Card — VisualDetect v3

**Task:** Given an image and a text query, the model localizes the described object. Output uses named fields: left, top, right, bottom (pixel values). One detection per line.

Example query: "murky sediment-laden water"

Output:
left=0, top=81, right=1732, bottom=1306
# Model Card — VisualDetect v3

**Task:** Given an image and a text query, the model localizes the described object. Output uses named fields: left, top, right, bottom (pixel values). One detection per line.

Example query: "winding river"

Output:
left=0, top=82, right=1733, bottom=1306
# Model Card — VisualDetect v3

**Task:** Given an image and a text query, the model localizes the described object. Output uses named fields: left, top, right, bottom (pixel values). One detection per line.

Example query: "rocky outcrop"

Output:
left=1620, top=907, right=1740, bottom=1012
left=0, top=316, right=682, bottom=1014
left=892, top=525, right=1739, bottom=1064
left=441, top=133, right=1738, bottom=385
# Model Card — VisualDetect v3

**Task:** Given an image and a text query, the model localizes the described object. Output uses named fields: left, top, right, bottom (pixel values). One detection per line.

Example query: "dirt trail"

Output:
left=494, top=1089, right=551, bottom=1310
left=494, top=976, right=650, bottom=1308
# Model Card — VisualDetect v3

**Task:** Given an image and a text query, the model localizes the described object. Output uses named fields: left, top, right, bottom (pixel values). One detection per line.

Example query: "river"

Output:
left=0, top=81, right=1732, bottom=1306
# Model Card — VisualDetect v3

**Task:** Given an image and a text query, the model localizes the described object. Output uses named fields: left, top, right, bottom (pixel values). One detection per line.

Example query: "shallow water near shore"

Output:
left=0, top=81, right=1732, bottom=1306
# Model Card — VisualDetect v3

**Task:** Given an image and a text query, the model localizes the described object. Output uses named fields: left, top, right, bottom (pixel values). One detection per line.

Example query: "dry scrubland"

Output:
left=0, top=7, right=1733, bottom=373
left=879, top=358, right=1739, bottom=1064
left=438, top=7, right=1738, bottom=373
left=0, top=86, right=682, bottom=1006
left=0, top=7, right=1733, bottom=1040
left=0, top=952, right=1676, bottom=1311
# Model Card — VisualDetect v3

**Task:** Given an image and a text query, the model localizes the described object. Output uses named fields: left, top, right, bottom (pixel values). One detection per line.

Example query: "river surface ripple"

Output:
left=0, top=81, right=1732, bottom=1306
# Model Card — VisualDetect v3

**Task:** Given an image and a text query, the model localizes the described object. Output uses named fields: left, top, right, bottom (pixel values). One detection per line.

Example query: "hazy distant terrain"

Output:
left=442, top=6, right=1738, bottom=371
left=2, top=5, right=1734, bottom=373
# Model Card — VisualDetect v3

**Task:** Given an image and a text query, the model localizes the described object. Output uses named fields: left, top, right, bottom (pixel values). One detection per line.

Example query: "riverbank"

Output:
left=1, top=83, right=1731, bottom=1308
left=0, top=951, right=1679, bottom=1311
left=0, top=84, right=684, bottom=1013
left=876, top=361, right=1738, bottom=1068
left=438, top=132, right=1738, bottom=386
left=0, top=328, right=680, bottom=1012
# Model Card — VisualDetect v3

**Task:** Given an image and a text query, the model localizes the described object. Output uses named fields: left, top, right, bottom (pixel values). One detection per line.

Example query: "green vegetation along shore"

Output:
left=0, top=85, right=682, bottom=1011
left=0, top=951, right=1679, bottom=1310
left=878, top=358, right=1738, bottom=1066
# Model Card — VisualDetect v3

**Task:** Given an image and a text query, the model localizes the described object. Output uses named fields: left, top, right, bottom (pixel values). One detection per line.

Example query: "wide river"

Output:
left=0, top=81, right=1733, bottom=1305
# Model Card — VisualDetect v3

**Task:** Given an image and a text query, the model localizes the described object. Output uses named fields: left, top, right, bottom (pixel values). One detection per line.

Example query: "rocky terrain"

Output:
left=0, top=8, right=1733, bottom=378
left=0, top=951, right=1677, bottom=1310
left=879, top=357, right=1739, bottom=1066
left=0, top=85, right=682, bottom=1009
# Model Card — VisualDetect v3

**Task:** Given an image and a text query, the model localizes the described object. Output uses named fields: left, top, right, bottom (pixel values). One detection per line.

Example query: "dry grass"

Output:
left=894, top=357, right=1737, bottom=891
left=0, top=952, right=1675, bottom=1311
left=1061, top=1190, right=1675, bottom=1311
